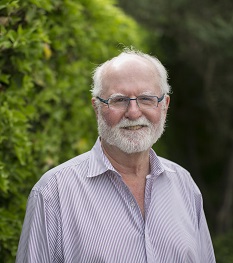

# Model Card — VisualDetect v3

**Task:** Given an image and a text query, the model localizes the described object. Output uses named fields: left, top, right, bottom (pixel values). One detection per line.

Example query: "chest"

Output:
left=58, top=173, right=199, bottom=262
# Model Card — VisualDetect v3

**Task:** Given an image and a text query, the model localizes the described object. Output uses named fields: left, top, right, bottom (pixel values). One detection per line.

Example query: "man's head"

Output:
left=91, top=48, right=171, bottom=154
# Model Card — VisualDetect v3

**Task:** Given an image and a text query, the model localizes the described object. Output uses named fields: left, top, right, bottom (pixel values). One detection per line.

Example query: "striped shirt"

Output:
left=16, top=137, right=216, bottom=263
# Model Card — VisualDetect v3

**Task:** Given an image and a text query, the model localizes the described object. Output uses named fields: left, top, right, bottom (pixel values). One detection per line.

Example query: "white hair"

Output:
left=91, top=48, right=171, bottom=97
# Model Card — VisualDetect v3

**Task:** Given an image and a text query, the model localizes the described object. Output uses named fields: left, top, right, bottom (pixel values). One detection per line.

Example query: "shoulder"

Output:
left=158, top=156, right=190, bottom=174
left=158, top=156, right=204, bottom=217
left=31, top=151, right=91, bottom=198
left=158, top=156, right=201, bottom=195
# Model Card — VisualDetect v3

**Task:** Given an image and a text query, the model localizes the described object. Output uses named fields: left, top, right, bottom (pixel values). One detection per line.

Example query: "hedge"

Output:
left=0, top=0, right=146, bottom=261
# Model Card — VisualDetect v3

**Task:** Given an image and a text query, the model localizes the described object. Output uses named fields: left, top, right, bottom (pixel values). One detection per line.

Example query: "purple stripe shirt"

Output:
left=16, top=138, right=216, bottom=262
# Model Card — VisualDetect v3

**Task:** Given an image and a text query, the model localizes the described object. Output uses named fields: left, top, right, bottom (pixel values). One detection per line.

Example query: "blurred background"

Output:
left=0, top=0, right=232, bottom=262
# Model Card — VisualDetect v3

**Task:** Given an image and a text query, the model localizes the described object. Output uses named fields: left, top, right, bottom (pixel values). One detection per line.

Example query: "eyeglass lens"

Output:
left=108, top=96, right=159, bottom=110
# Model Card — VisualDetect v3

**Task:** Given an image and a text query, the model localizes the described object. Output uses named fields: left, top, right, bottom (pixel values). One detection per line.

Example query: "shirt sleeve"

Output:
left=194, top=185, right=216, bottom=263
left=198, top=207, right=216, bottom=262
left=16, top=188, right=64, bottom=263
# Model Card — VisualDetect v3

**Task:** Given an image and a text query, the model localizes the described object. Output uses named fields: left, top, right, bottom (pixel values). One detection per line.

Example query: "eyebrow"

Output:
left=139, top=91, right=157, bottom=96
left=109, top=93, right=126, bottom=99
left=109, top=92, right=157, bottom=98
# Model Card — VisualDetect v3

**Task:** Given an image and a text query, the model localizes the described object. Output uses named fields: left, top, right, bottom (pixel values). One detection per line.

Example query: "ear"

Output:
left=91, top=98, right=98, bottom=117
left=165, top=95, right=170, bottom=108
left=163, top=95, right=170, bottom=111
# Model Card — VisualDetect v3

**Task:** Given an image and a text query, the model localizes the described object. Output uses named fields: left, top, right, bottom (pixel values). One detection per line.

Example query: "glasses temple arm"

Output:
left=158, top=94, right=165, bottom=103
left=97, top=96, right=109, bottom=105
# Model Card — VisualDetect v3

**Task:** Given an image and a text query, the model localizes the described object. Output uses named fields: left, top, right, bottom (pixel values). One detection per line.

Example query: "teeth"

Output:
left=123, top=125, right=144, bottom=130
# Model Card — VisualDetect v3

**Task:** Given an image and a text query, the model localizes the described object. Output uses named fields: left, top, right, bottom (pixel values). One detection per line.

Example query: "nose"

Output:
left=124, top=99, right=142, bottom=120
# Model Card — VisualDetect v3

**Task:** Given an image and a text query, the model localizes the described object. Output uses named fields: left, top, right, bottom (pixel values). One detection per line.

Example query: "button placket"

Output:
left=129, top=198, right=135, bottom=208
left=144, top=176, right=154, bottom=219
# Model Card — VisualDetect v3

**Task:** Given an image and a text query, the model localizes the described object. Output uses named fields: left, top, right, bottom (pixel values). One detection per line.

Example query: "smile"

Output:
left=122, top=125, right=147, bottom=130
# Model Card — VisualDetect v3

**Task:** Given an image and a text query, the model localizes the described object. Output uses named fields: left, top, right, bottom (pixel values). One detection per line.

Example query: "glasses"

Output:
left=96, top=94, right=165, bottom=111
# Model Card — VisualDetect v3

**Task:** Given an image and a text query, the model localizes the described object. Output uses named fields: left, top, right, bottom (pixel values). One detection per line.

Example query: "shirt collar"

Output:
left=87, top=138, right=115, bottom=178
left=87, top=137, right=175, bottom=178
left=149, top=148, right=175, bottom=178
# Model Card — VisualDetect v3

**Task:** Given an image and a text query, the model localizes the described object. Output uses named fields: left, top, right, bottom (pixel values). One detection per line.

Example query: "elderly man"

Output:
left=16, top=49, right=216, bottom=262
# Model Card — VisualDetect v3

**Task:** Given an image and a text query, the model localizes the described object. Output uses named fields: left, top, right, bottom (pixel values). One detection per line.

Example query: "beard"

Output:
left=97, top=111, right=167, bottom=154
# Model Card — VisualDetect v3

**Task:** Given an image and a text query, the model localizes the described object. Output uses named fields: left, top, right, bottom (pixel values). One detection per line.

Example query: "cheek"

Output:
left=145, top=110, right=163, bottom=125
left=100, top=109, right=124, bottom=127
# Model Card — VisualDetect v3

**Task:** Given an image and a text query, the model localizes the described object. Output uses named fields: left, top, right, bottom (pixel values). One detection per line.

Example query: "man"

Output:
left=16, top=49, right=216, bottom=262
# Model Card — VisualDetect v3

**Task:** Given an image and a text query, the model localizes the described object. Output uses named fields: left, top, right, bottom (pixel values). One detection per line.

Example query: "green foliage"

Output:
left=0, top=0, right=146, bottom=261
left=213, top=231, right=233, bottom=263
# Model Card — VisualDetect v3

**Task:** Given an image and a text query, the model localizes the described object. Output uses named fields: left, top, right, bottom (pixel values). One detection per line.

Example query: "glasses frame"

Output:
left=96, top=94, right=165, bottom=110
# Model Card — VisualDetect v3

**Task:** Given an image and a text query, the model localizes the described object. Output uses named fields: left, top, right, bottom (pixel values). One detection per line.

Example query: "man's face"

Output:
left=94, top=57, right=170, bottom=154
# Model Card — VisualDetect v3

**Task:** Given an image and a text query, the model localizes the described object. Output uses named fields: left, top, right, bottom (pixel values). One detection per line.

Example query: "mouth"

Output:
left=122, top=125, right=147, bottom=130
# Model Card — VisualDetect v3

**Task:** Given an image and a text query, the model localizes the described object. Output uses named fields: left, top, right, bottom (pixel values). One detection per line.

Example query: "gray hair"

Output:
left=91, top=48, right=171, bottom=97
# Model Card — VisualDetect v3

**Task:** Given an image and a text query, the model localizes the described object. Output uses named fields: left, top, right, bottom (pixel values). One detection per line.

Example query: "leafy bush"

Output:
left=0, top=0, right=146, bottom=261
left=213, top=231, right=233, bottom=263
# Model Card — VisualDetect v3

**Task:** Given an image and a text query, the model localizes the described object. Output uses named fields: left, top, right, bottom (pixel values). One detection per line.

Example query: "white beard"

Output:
left=97, top=112, right=167, bottom=154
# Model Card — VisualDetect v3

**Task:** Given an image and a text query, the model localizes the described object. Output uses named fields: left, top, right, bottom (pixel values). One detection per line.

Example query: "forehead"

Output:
left=101, top=56, right=161, bottom=96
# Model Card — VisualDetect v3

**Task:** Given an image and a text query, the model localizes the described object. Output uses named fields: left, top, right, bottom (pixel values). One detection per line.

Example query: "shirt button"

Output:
left=130, top=200, right=135, bottom=208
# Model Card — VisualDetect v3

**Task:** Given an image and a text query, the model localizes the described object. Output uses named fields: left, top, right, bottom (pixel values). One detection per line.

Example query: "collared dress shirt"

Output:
left=16, top=138, right=216, bottom=263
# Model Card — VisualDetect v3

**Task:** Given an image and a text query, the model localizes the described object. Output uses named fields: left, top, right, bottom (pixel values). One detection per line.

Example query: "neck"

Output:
left=101, top=139, right=150, bottom=178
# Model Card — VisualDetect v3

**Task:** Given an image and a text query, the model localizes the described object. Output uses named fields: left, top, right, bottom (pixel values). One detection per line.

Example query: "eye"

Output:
left=140, top=96, right=152, bottom=101
left=111, top=96, right=128, bottom=103
left=138, top=96, right=155, bottom=103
